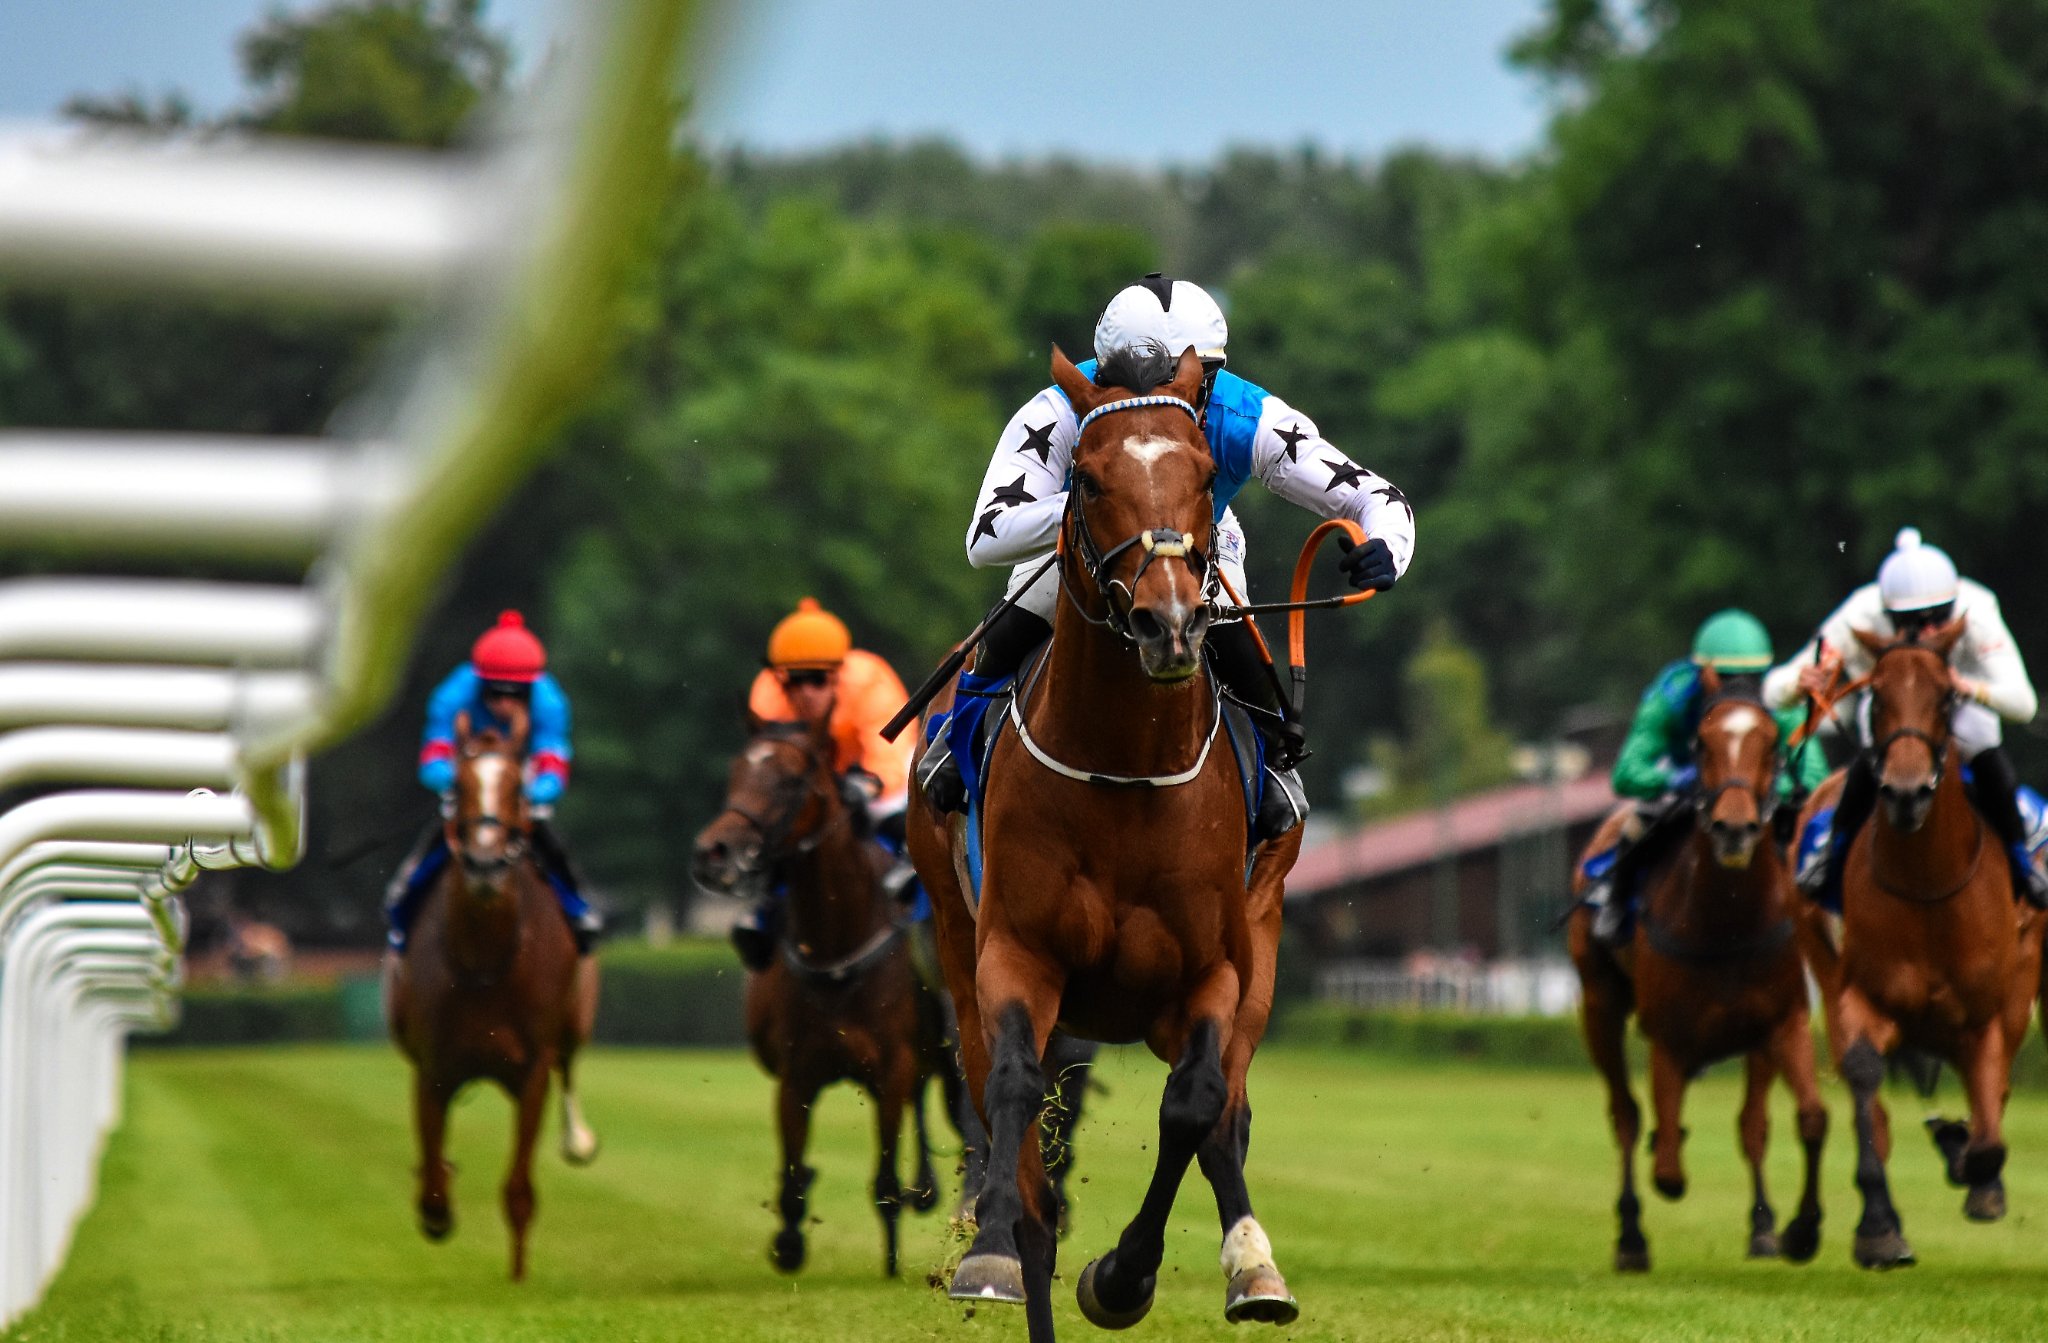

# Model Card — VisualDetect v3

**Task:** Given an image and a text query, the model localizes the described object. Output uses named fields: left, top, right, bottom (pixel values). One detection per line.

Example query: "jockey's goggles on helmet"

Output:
left=779, top=668, right=833, bottom=690
left=481, top=679, right=532, bottom=701
left=1889, top=602, right=1955, bottom=639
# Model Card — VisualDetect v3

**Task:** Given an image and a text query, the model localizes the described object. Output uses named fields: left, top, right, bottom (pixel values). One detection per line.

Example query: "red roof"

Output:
left=1287, top=773, right=1618, bottom=898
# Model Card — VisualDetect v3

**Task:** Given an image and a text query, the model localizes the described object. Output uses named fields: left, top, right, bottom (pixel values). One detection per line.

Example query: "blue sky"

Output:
left=2, top=0, right=1551, bottom=165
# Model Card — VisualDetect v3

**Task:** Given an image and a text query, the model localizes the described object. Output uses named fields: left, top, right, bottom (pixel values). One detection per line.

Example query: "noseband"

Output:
left=713, top=729, right=841, bottom=865
left=454, top=751, right=528, bottom=881
left=1063, top=395, right=1221, bottom=644
left=1860, top=643, right=1958, bottom=776
left=1693, top=694, right=1785, bottom=825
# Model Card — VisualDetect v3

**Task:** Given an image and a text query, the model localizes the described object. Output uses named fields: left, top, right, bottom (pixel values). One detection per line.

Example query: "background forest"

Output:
left=6, top=0, right=2048, bottom=943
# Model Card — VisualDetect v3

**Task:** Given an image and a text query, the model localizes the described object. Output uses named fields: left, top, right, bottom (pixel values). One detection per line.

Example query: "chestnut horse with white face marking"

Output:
left=1793, top=623, right=2042, bottom=1267
left=388, top=706, right=599, bottom=1281
left=908, top=345, right=1304, bottom=1342
left=690, top=716, right=953, bottom=1278
left=1569, top=674, right=1827, bottom=1272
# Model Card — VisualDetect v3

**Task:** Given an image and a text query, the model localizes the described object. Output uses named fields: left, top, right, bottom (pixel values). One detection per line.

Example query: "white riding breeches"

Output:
left=1005, top=506, right=1250, bottom=620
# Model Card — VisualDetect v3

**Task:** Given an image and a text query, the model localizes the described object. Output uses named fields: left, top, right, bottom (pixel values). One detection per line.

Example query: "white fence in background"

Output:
left=0, top=1, right=692, bottom=1324
left=1315, top=958, right=1582, bottom=1018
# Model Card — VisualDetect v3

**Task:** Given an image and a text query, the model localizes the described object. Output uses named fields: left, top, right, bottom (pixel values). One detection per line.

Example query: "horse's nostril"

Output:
left=1129, top=607, right=1166, bottom=643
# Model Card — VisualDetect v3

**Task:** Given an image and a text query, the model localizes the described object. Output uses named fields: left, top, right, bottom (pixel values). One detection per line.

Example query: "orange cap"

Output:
left=766, top=597, right=851, bottom=670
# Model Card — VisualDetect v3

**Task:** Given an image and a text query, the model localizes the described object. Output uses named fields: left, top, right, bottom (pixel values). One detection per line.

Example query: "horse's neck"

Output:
left=1029, top=595, right=1212, bottom=776
left=783, top=808, right=882, bottom=961
left=1664, top=833, right=1792, bottom=931
left=1869, top=753, right=1982, bottom=891
left=442, top=865, right=528, bottom=977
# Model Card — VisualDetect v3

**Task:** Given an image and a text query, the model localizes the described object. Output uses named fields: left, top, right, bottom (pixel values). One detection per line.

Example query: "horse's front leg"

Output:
left=1077, top=971, right=1241, bottom=1330
left=1770, top=1006, right=1828, bottom=1263
left=1956, top=1016, right=2011, bottom=1221
left=1648, top=1042, right=1690, bottom=1200
left=1572, top=940, right=1646, bottom=1271
left=413, top=1069, right=455, bottom=1241
left=503, top=1057, right=551, bottom=1282
left=771, top=1069, right=822, bottom=1273
left=1839, top=988, right=1911, bottom=1268
left=867, top=1047, right=914, bottom=1277
left=950, top=946, right=1060, bottom=1310
left=1738, top=1049, right=1779, bottom=1257
left=904, top=1070, right=941, bottom=1214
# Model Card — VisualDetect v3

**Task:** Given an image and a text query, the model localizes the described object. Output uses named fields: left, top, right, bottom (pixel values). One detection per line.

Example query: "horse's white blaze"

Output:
left=744, top=743, right=777, bottom=765
left=560, top=1087, right=599, bottom=1162
left=472, top=753, right=510, bottom=799
left=1219, top=1215, right=1276, bottom=1277
left=1122, top=434, right=1180, bottom=468
left=1720, top=704, right=1764, bottom=772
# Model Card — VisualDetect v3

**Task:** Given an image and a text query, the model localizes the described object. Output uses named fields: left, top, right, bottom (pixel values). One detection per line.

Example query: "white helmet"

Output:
left=1877, top=526, right=1960, bottom=614
left=1093, top=274, right=1228, bottom=365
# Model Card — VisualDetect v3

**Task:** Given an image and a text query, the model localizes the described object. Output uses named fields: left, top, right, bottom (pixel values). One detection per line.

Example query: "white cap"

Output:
left=1093, top=274, right=1228, bottom=364
left=1877, top=526, right=1959, bottom=613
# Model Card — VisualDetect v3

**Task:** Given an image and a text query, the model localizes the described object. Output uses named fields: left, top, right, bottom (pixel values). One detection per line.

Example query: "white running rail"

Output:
left=0, top=0, right=694, bottom=1322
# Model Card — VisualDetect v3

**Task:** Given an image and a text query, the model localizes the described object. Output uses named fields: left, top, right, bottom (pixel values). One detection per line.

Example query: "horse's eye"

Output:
left=1204, top=470, right=1218, bottom=494
left=1075, top=473, right=1101, bottom=501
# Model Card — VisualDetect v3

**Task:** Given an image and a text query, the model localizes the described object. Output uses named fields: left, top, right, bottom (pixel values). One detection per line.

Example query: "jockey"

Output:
left=383, top=611, right=601, bottom=954
left=730, top=598, right=918, bottom=972
left=1582, top=610, right=1828, bottom=946
left=1763, top=527, right=2045, bottom=907
left=917, top=273, right=1416, bottom=842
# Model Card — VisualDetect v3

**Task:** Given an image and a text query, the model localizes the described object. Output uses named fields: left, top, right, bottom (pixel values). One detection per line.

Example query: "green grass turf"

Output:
left=10, top=1042, right=2048, bottom=1341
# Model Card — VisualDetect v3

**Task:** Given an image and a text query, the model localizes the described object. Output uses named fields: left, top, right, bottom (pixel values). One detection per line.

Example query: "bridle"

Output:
left=1060, top=394, right=1221, bottom=645
left=451, top=743, right=529, bottom=882
left=1692, top=692, right=1786, bottom=827
left=711, top=726, right=844, bottom=868
left=1858, top=641, right=1960, bottom=778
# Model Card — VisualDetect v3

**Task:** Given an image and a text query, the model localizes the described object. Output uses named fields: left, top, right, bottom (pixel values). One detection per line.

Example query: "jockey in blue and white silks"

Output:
left=384, top=611, right=601, bottom=954
left=918, top=273, right=1417, bottom=842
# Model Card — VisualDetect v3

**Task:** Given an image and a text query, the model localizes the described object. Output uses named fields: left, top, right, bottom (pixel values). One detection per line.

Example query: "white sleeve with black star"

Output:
left=965, top=387, right=1077, bottom=569
left=1249, top=395, right=1416, bottom=577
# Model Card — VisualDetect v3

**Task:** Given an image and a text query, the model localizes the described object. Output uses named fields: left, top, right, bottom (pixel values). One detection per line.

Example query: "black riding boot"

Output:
left=1590, top=794, right=1695, bottom=946
left=916, top=603, right=1052, bottom=816
left=1206, top=619, right=1309, bottom=842
left=1804, top=756, right=1878, bottom=906
left=1968, top=746, right=2048, bottom=907
left=529, top=817, right=602, bottom=953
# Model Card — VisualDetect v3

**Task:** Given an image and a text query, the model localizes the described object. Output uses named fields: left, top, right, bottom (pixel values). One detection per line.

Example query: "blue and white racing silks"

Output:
left=963, top=363, right=1417, bottom=579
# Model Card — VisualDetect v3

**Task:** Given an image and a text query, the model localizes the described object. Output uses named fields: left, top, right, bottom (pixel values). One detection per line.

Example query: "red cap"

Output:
left=471, top=610, right=546, bottom=683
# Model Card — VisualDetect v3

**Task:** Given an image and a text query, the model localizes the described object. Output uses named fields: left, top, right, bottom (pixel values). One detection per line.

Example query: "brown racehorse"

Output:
left=1569, top=675, right=1827, bottom=1272
left=907, top=344, right=1305, bottom=1341
left=690, top=716, right=952, bottom=1277
left=1793, top=623, right=2042, bottom=1267
left=387, top=706, right=600, bottom=1281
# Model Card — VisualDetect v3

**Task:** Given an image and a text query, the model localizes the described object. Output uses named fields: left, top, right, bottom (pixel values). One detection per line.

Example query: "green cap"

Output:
left=1691, top=609, right=1774, bottom=672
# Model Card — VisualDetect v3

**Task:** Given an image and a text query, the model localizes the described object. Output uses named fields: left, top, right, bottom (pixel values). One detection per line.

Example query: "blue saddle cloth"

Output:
left=927, top=656, right=1266, bottom=909
left=1795, top=780, right=2048, bottom=914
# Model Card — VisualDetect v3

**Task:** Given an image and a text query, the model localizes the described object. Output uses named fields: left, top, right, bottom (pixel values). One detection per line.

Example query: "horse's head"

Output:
left=447, top=704, right=530, bottom=898
left=1855, top=619, right=1966, bottom=833
left=691, top=714, right=839, bottom=895
left=1051, top=341, right=1218, bottom=682
left=1691, top=669, right=1781, bottom=870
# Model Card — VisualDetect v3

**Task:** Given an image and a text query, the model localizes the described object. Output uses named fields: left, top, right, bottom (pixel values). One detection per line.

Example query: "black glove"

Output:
left=1336, top=536, right=1397, bottom=592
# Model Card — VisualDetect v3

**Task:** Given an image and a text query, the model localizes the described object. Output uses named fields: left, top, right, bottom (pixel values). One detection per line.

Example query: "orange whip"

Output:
left=1229, top=518, right=1377, bottom=718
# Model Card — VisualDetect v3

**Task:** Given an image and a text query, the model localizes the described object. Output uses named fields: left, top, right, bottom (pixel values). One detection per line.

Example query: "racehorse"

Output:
left=1569, top=674, right=1827, bottom=1272
left=907, top=344, right=1305, bottom=1340
left=690, top=715, right=954, bottom=1277
left=1793, top=623, right=2042, bottom=1267
left=387, top=706, right=600, bottom=1281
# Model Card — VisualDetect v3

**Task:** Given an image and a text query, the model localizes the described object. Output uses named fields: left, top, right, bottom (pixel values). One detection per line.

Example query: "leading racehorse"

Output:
left=1569, top=673, right=1827, bottom=1271
left=908, top=344, right=1305, bottom=1340
left=387, top=706, right=600, bottom=1280
left=691, top=715, right=955, bottom=1277
left=1794, top=622, right=2043, bottom=1267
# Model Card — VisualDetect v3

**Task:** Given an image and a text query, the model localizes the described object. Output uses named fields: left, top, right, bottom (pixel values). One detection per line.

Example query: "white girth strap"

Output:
left=1008, top=684, right=1222, bottom=788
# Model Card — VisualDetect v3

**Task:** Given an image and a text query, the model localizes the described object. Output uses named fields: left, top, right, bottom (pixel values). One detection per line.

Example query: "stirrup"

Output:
left=1255, top=767, right=1309, bottom=842
left=1590, top=885, right=1630, bottom=948
left=917, top=736, right=967, bottom=815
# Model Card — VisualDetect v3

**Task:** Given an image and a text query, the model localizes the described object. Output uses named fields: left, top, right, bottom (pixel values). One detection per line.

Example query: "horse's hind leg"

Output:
left=1648, top=1043, right=1691, bottom=1201
left=1771, top=1008, right=1828, bottom=1263
left=503, top=1061, right=550, bottom=1282
left=556, top=1051, right=600, bottom=1166
left=413, top=1070, right=456, bottom=1241
left=904, top=1073, right=941, bottom=1214
left=1738, top=1050, right=1780, bottom=1257
left=1042, top=1033, right=1097, bottom=1237
left=1076, top=1014, right=1234, bottom=1330
left=1956, top=1017, right=2011, bottom=1222
left=771, top=1072, right=822, bottom=1274
left=1193, top=1098, right=1299, bottom=1327
left=1839, top=990, right=1912, bottom=1267
left=1575, top=948, right=1647, bottom=1271
left=867, top=1050, right=914, bottom=1277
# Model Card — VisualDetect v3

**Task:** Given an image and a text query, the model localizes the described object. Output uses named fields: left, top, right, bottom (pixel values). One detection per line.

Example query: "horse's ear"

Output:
left=807, top=706, right=838, bottom=762
left=1928, top=614, right=1968, bottom=659
left=1052, top=344, right=1104, bottom=418
left=1166, top=345, right=1205, bottom=405
left=1851, top=626, right=1888, bottom=656
left=454, top=710, right=472, bottom=747
left=1698, top=664, right=1722, bottom=699
left=506, top=698, right=531, bottom=755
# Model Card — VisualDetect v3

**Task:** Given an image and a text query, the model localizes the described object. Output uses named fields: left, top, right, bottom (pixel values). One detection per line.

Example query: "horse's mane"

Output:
left=1092, top=339, right=1179, bottom=394
left=1704, top=673, right=1765, bottom=709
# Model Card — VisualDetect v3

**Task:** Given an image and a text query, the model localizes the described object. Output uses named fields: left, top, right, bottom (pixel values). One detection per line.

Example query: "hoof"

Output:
left=1853, top=1230, right=1916, bottom=1269
left=1076, top=1257, right=1153, bottom=1330
left=561, top=1132, right=600, bottom=1167
left=1613, top=1245, right=1650, bottom=1273
left=771, top=1228, right=806, bottom=1274
left=1780, top=1214, right=1821, bottom=1264
left=1747, top=1230, right=1781, bottom=1259
left=1223, top=1267, right=1298, bottom=1326
left=419, top=1205, right=453, bottom=1242
left=1653, top=1174, right=1686, bottom=1201
left=1926, top=1117, right=1971, bottom=1187
left=1961, top=1143, right=2007, bottom=1188
left=906, top=1178, right=941, bottom=1215
left=1965, top=1179, right=2007, bottom=1223
left=950, top=1252, right=1027, bottom=1305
